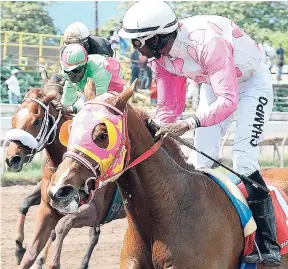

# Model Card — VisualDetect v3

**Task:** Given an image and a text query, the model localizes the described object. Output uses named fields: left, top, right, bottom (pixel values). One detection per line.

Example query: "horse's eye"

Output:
left=97, top=132, right=108, bottom=142
left=33, top=119, right=41, bottom=126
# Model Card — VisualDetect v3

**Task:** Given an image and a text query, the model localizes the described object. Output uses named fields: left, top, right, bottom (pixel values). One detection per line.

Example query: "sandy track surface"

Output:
left=1, top=186, right=128, bottom=269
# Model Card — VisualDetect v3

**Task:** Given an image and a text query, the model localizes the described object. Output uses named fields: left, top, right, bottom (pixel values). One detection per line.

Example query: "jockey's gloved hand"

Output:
left=146, top=118, right=161, bottom=137
left=155, top=121, right=190, bottom=140
left=54, top=103, right=75, bottom=119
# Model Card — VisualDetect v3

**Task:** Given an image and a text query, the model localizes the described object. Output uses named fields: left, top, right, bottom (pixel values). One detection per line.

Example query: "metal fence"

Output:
left=1, top=31, right=63, bottom=72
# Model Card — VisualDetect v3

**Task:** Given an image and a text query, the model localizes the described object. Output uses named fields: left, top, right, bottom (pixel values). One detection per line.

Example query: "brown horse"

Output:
left=4, top=76, right=66, bottom=267
left=5, top=76, right=125, bottom=269
left=50, top=80, right=288, bottom=269
left=19, top=79, right=195, bottom=269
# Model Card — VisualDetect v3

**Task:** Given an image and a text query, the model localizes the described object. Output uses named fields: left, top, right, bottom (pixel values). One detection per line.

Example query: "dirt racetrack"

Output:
left=1, top=185, right=128, bottom=269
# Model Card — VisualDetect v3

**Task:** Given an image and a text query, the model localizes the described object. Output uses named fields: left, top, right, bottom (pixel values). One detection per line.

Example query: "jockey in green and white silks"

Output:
left=60, top=44, right=125, bottom=114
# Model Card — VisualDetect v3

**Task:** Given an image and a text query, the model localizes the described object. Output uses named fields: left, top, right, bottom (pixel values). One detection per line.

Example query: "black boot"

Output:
left=243, top=171, right=282, bottom=267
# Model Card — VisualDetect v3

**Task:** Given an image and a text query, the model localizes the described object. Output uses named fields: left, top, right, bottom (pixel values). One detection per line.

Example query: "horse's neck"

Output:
left=45, top=107, right=66, bottom=167
left=118, top=110, right=192, bottom=237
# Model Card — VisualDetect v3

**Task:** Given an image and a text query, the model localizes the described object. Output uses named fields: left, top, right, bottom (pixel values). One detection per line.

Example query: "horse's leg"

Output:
left=16, top=181, right=42, bottom=264
left=19, top=201, right=59, bottom=269
left=120, top=226, right=152, bottom=269
left=31, top=236, right=53, bottom=269
left=80, top=226, right=101, bottom=269
left=49, top=203, right=97, bottom=269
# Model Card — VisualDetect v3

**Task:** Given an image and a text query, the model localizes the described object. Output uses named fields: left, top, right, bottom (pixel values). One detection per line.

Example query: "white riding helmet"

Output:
left=64, top=22, right=90, bottom=45
left=118, top=1, right=178, bottom=39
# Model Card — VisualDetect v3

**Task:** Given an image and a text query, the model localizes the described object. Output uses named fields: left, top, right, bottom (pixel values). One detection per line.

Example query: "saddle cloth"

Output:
left=204, top=169, right=288, bottom=269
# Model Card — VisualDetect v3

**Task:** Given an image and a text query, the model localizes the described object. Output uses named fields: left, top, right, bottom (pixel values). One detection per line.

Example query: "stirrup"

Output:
left=244, top=240, right=263, bottom=264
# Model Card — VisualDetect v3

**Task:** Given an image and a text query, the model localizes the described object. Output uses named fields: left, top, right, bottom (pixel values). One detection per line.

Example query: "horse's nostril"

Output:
left=6, top=156, right=22, bottom=168
left=55, top=186, right=75, bottom=200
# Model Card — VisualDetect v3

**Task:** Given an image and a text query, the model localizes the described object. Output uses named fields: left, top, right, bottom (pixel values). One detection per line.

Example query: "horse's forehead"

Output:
left=26, top=88, right=41, bottom=97
left=23, top=100, right=41, bottom=113
left=93, top=92, right=116, bottom=103
left=16, top=107, right=30, bottom=122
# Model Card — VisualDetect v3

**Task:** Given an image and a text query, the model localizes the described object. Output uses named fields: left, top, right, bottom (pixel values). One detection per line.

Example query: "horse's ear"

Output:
left=84, top=77, right=96, bottom=101
left=43, top=91, right=57, bottom=105
left=41, top=69, right=49, bottom=84
left=114, top=79, right=138, bottom=112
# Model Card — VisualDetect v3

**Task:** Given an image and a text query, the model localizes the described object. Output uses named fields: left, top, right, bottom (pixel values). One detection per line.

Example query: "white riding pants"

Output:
left=188, top=64, right=273, bottom=176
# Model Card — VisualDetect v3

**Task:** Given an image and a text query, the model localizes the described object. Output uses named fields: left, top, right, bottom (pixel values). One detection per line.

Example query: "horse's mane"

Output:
left=49, top=74, right=64, bottom=84
left=23, top=87, right=59, bottom=113
left=24, top=74, right=65, bottom=108
left=131, top=105, right=195, bottom=171
left=24, top=88, right=44, bottom=99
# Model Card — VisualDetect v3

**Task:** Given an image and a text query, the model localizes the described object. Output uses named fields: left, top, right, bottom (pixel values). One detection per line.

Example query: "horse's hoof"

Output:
left=15, top=241, right=26, bottom=265
left=49, top=265, right=60, bottom=269
left=31, top=257, right=45, bottom=269
left=80, top=262, right=88, bottom=269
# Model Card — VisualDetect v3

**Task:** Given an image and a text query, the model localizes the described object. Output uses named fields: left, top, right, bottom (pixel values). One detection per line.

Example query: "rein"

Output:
left=4, top=97, right=62, bottom=164
left=147, top=119, right=269, bottom=194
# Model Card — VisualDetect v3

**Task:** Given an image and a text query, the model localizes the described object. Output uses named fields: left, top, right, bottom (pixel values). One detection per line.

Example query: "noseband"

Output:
left=5, top=97, right=62, bottom=163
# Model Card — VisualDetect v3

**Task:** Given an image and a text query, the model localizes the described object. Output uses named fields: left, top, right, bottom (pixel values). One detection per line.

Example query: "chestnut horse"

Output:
left=5, top=76, right=125, bottom=269
left=17, top=79, right=198, bottom=269
left=50, top=80, right=287, bottom=269
left=5, top=75, right=66, bottom=266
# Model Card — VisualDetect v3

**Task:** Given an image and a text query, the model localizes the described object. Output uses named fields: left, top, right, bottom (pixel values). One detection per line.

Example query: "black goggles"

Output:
left=132, top=37, right=147, bottom=49
left=64, top=64, right=86, bottom=75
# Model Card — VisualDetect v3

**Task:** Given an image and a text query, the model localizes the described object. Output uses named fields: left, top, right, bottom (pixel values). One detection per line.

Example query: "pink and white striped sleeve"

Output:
left=151, top=61, right=187, bottom=124
left=197, top=37, right=239, bottom=127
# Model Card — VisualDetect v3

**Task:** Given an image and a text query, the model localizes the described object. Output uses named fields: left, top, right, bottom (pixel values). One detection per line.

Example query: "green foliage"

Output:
left=173, top=2, right=288, bottom=32
left=96, top=1, right=136, bottom=38
left=173, top=1, right=288, bottom=58
left=273, top=85, right=288, bottom=112
left=1, top=1, right=56, bottom=33
left=0, top=56, right=43, bottom=103
left=96, top=17, right=122, bottom=39
left=0, top=1, right=57, bottom=44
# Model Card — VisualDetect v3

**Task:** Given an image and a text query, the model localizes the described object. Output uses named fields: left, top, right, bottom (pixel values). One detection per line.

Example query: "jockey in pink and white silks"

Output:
left=119, top=1, right=281, bottom=266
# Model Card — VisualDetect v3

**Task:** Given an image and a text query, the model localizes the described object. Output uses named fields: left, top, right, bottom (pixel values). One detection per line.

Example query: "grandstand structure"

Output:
left=1, top=31, right=62, bottom=73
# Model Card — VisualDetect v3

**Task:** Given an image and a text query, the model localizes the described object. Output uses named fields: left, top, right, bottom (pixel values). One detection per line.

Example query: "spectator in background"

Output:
left=108, top=30, right=120, bottom=57
left=120, top=37, right=129, bottom=56
left=138, top=55, right=152, bottom=90
left=5, top=69, right=21, bottom=104
left=130, top=49, right=140, bottom=84
left=186, top=79, right=199, bottom=110
left=265, top=41, right=275, bottom=72
left=276, top=43, right=285, bottom=81
left=150, top=75, right=157, bottom=105
left=258, top=39, right=267, bottom=63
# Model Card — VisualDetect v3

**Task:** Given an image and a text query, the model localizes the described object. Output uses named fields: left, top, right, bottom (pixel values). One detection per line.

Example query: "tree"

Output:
left=172, top=1, right=288, bottom=57
left=1, top=1, right=57, bottom=43
left=173, top=1, right=288, bottom=33
left=96, top=17, right=122, bottom=39
left=96, top=2, right=133, bottom=39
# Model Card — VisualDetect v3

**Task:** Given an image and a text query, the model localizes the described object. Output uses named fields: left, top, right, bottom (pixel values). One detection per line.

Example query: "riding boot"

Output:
left=243, top=171, right=282, bottom=267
